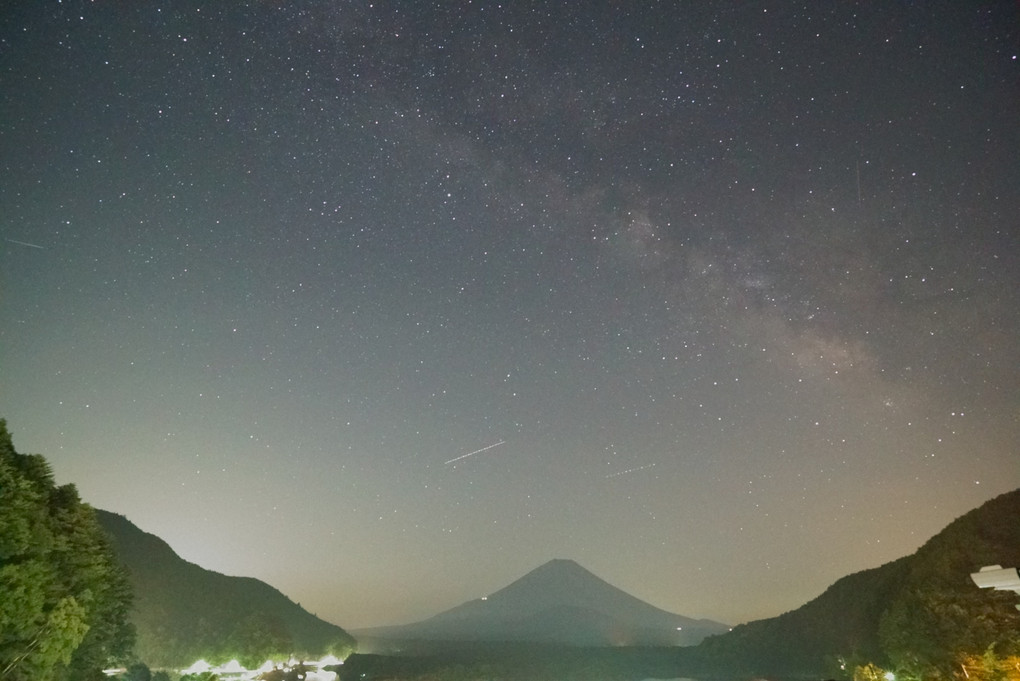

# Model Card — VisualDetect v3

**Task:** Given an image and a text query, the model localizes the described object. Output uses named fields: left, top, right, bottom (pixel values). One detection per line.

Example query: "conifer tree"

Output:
left=0, top=419, right=135, bottom=681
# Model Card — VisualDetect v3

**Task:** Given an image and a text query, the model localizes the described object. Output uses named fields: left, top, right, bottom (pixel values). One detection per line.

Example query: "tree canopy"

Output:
left=95, top=509, right=356, bottom=668
left=0, top=419, right=135, bottom=681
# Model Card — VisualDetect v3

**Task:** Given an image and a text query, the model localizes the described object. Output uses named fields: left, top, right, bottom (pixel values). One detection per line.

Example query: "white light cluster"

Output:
left=180, top=655, right=342, bottom=681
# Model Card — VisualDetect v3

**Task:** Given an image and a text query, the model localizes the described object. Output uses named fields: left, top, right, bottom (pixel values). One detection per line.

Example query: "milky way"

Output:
left=1, top=2, right=1017, bottom=628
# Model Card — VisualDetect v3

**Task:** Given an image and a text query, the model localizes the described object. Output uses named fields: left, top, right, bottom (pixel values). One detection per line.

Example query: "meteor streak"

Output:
left=5, top=238, right=44, bottom=249
left=445, top=440, right=506, bottom=465
left=605, top=462, right=656, bottom=479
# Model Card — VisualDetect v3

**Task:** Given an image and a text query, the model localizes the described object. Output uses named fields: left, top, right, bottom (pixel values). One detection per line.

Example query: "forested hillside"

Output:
left=689, top=488, right=1020, bottom=679
left=0, top=420, right=134, bottom=681
left=96, top=510, right=356, bottom=668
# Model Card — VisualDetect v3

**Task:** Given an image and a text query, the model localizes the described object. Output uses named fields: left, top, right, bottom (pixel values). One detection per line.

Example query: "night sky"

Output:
left=1, top=2, right=1018, bottom=630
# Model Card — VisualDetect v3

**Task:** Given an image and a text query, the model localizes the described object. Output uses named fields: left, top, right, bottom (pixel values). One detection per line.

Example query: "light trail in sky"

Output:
left=605, top=463, right=657, bottom=479
left=5, top=238, right=44, bottom=249
left=444, top=440, right=506, bottom=465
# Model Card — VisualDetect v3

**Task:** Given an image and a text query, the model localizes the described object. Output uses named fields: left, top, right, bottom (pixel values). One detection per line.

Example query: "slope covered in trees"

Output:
left=689, top=488, right=1020, bottom=679
left=0, top=419, right=135, bottom=681
left=876, top=489, right=1020, bottom=680
left=95, top=510, right=356, bottom=668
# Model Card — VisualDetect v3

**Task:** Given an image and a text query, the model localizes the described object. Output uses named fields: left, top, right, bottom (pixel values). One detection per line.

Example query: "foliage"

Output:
left=957, top=648, right=1020, bottom=681
left=179, top=673, right=219, bottom=681
left=854, top=661, right=890, bottom=681
left=95, top=510, right=355, bottom=668
left=689, top=554, right=910, bottom=677
left=671, top=489, right=1020, bottom=680
left=121, top=662, right=152, bottom=681
left=327, top=635, right=357, bottom=661
left=226, top=612, right=294, bottom=669
left=877, top=490, right=1020, bottom=680
left=0, top=419, right=135, bottom=681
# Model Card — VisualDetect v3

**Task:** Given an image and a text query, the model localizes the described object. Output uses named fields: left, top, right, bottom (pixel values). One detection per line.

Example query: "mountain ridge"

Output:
left=337, top=489, right=1020, bottom=681
left=687, top=487, right=1020, bottom=677
left=355, top=557, right=729, bottom=647
left=95, top=509, right=356, bottom=667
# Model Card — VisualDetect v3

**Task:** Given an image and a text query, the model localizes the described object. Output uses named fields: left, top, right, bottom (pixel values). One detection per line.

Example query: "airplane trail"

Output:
left=604, top=462, right=656, bottom=479
left=444, top=440, right=506, bottom=465
left=6, top=238, right=44, bottom=249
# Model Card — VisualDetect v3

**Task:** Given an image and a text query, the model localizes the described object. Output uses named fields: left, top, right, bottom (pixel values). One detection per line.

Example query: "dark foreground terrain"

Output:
left=338, top=642, right=697, bottom=681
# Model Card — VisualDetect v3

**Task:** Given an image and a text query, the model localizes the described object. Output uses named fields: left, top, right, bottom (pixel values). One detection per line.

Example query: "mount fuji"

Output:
left=355, top=559, right=729, bottom=647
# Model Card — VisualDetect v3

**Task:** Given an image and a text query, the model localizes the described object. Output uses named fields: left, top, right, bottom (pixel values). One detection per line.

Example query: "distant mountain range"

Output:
left=95, top=510, right=355, bottom=668
left=355, top=558, right=730, bottom=647
left=340, top=489, right=1020, bottom=680
left=98, top=487, right=1020, bottom=679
